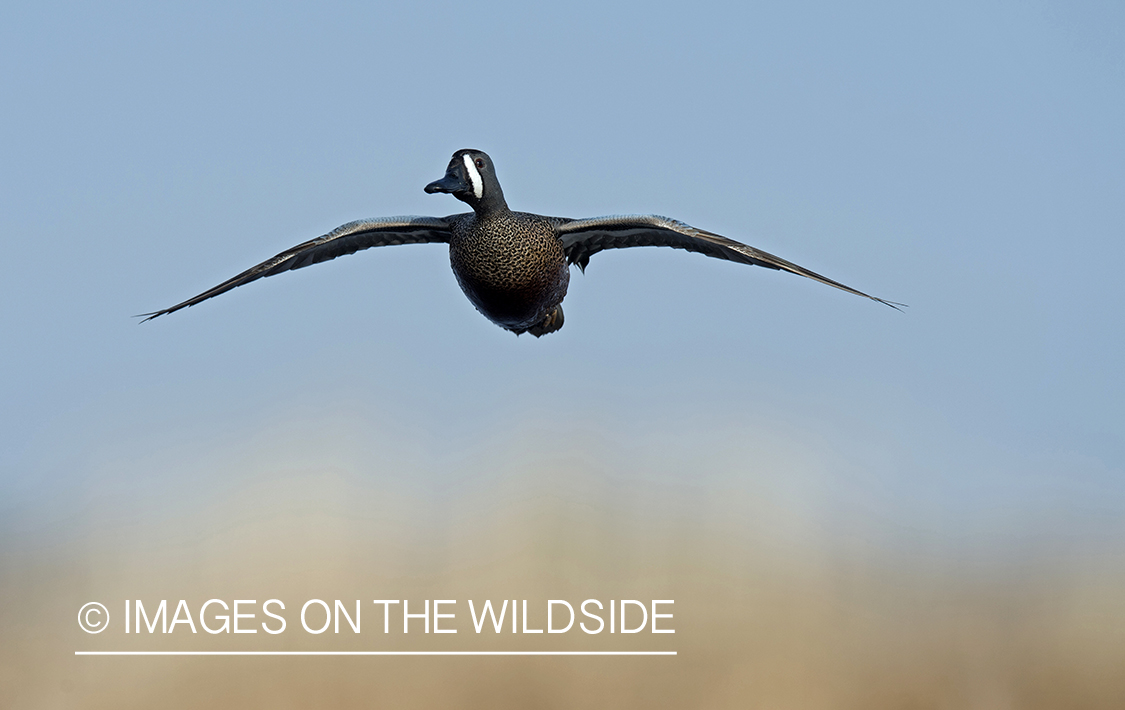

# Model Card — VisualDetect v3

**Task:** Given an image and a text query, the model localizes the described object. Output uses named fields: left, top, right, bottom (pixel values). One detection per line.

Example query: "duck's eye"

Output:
left=475, top=158, right=485, bottom=169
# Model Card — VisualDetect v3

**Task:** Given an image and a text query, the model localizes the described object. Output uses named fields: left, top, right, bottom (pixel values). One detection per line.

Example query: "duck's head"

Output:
left=425, top=149, right=507, bottom=213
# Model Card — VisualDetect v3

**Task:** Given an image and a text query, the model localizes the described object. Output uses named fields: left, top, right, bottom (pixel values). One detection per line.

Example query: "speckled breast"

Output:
left=448, top=212, right=570, bottom=331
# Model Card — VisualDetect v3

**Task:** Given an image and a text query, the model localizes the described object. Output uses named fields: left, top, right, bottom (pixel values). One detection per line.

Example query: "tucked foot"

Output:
left=527, top=305, right=564, bottom=338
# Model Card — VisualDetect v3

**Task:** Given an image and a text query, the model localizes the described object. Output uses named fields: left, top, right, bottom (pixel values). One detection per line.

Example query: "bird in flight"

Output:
left=141, top=149, right=901, bottom=335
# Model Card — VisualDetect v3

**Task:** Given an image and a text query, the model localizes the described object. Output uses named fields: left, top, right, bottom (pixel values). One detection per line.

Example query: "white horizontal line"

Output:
left=76, top=650, right=675, bottom=656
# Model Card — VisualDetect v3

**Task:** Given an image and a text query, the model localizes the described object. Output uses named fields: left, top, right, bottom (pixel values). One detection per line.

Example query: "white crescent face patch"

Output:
left=462, top=153, right=484, bottom=200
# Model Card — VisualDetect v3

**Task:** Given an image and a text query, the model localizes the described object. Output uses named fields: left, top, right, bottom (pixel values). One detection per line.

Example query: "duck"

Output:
left=141, top=149, right=901, bottom=335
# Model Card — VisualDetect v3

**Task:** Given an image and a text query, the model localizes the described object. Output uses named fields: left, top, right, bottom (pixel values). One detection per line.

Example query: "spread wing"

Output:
left=554, top=214, right=903, bottom=310
left=139, top=216, right=454, bottom=321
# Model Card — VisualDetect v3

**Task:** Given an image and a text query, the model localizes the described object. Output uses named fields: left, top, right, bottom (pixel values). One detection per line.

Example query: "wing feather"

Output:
left=554, top=214, right=902, bottom=309
left=139, top=216, right=454, bottom=321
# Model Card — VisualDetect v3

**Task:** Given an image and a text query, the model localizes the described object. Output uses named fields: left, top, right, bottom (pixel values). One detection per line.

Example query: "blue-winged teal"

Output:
left=142, top=149, right=900, bottom=335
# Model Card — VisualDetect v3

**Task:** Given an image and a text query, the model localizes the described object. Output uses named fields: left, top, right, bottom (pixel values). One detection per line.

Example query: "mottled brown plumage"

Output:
left=447, top=211, right=569, bottom=335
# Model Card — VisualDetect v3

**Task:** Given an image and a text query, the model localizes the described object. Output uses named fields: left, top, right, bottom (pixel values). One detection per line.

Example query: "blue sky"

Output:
left=2, top=0, right=1123, bottom=593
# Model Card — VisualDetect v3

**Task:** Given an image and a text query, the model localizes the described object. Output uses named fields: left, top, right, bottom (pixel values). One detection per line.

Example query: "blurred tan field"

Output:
left=3, top=412, right=1124, bottom=709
